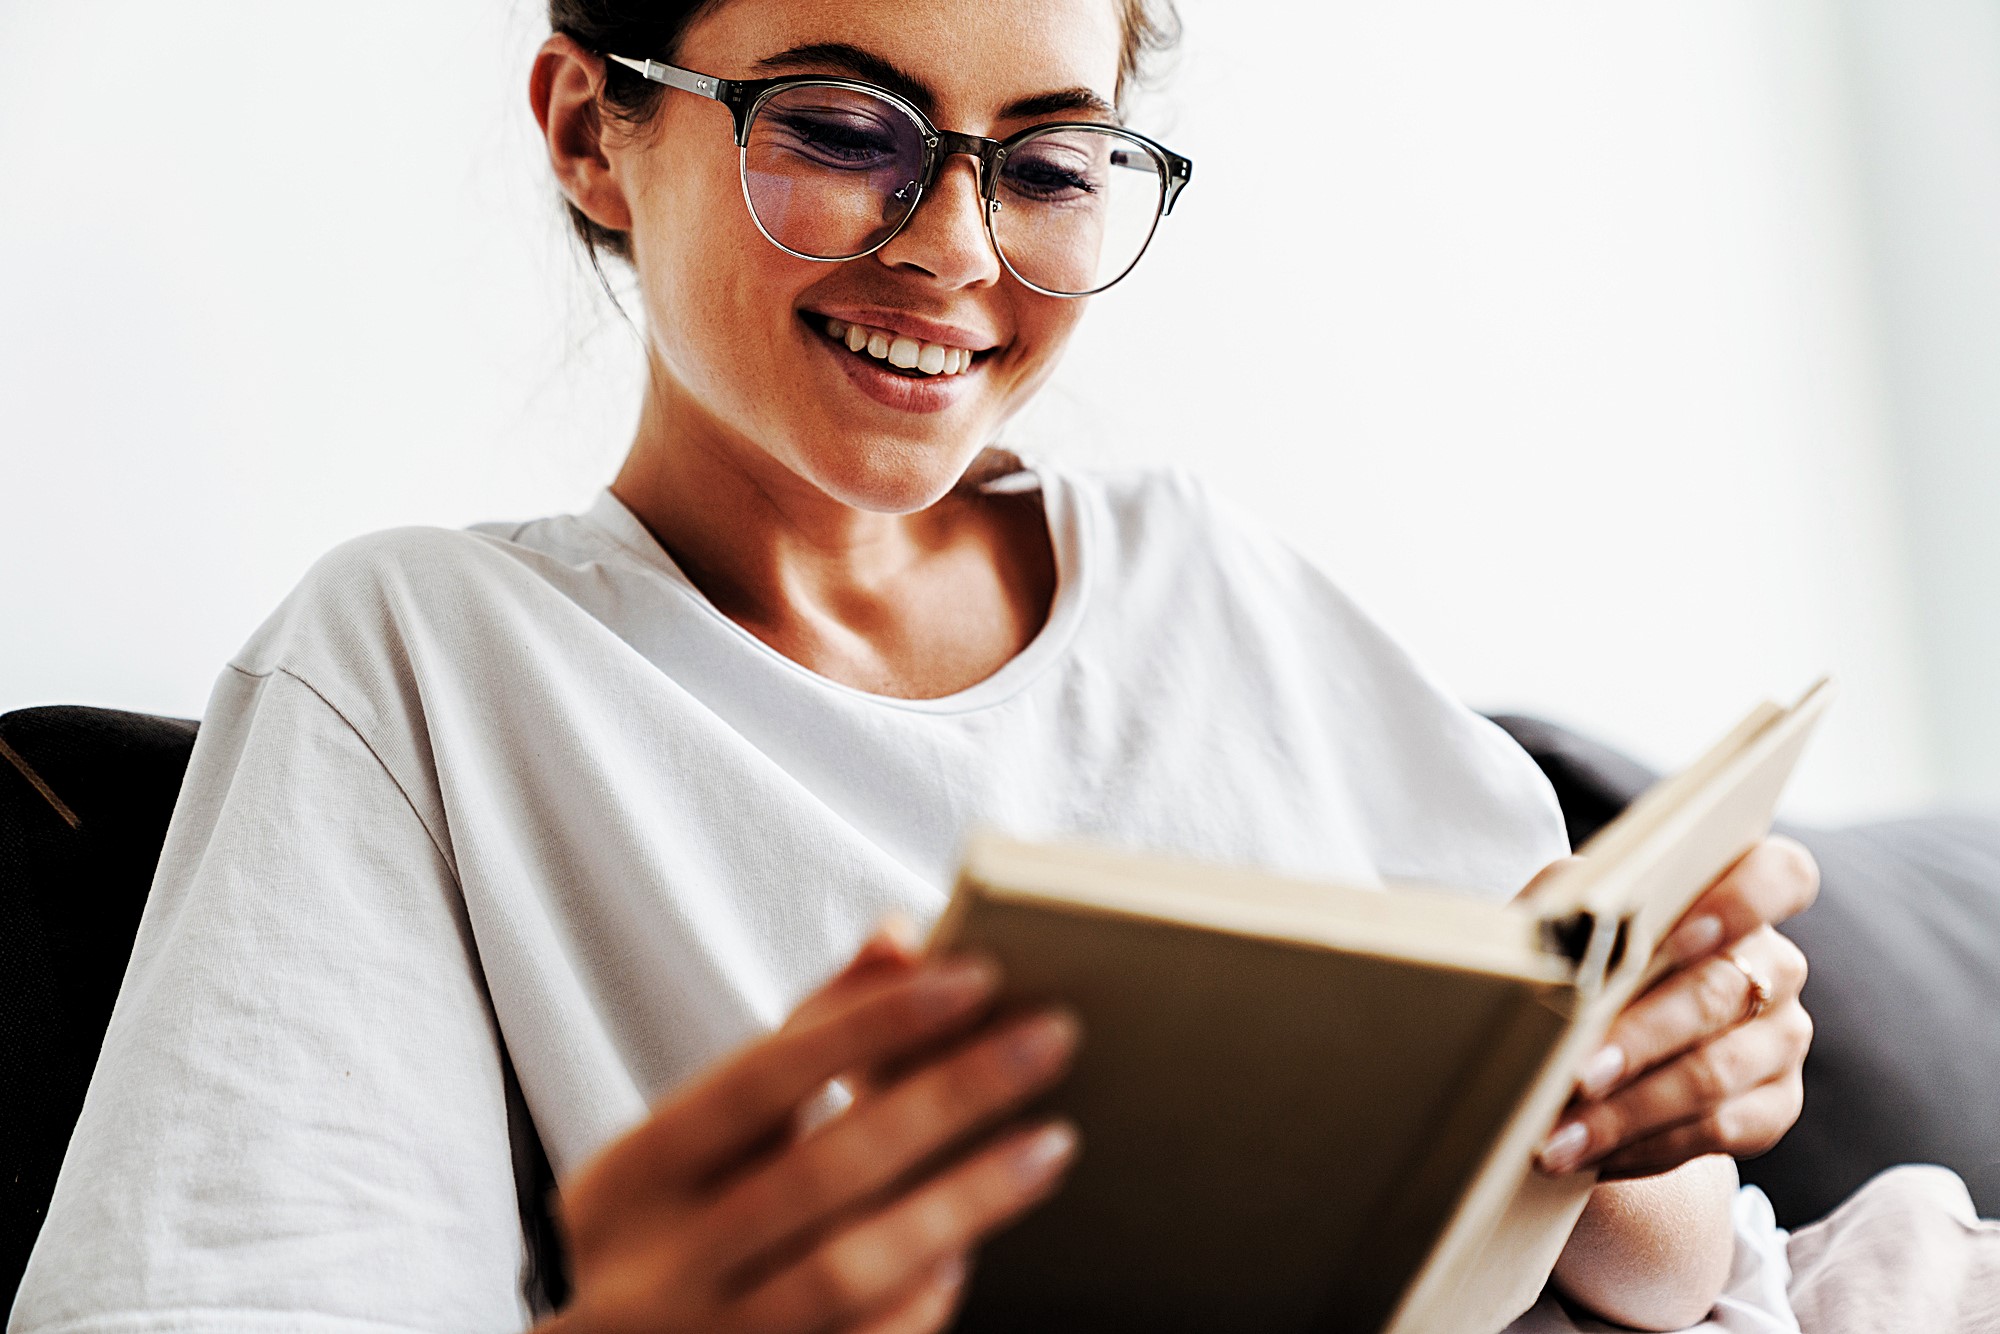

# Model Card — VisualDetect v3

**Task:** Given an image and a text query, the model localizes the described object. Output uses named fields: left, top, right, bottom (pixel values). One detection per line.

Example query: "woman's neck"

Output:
left=609, top=381, right=1056, bottom=700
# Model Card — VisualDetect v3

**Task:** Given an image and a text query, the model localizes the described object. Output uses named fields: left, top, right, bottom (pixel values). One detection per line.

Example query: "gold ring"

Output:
left=1724, top=949, right=1775, bottom=1024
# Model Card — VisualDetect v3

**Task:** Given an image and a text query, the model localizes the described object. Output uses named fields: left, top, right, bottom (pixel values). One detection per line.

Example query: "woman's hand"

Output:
left=539, top=928, right=1080, bottom=1334
left=1537, top=835, right=1820, bottom=1178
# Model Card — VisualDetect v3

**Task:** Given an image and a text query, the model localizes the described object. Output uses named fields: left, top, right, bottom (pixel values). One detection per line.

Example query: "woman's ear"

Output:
left=529, top=33, right=634, bottom=235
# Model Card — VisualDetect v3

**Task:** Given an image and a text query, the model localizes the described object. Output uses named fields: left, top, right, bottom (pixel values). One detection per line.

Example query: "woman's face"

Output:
left=608, top=0, right=1127, bottom=513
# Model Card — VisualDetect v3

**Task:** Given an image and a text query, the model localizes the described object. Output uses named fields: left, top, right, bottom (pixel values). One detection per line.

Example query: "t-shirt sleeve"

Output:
left=1173, top=471, right=1572, bottom=901
left=10, top=665, right=532, bottom=1334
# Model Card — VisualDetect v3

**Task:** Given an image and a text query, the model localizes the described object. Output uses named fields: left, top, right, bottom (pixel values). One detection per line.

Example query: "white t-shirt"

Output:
left=14, top=458, right=1574, bottom=1333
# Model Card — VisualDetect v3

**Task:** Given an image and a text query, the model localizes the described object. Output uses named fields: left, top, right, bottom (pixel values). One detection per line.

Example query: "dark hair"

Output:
left=547, top=0, right=1181, bottom=270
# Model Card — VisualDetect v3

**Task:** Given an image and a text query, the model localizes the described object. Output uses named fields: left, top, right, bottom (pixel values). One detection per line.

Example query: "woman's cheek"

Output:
left=1001, top=302, right=1088, bottom=404
left=648, top=245, right=794, bottom=402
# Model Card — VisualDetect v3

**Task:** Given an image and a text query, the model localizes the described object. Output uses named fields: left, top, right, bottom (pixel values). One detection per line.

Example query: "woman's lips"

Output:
left=804, top=313, right=982, bottom=414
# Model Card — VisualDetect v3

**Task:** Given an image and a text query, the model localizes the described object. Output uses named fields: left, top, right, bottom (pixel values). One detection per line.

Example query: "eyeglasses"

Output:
left=604, top=54, right=1194, bottom=298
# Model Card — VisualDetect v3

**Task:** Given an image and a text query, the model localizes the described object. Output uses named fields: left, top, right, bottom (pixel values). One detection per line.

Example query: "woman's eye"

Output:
left=767, top=110, right=903, bottom=167
left=1001, top=151, right=1101, bottom=203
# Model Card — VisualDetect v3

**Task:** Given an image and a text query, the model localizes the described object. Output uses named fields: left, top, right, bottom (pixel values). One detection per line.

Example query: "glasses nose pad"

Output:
left=880, top=180, right=922, bottom=230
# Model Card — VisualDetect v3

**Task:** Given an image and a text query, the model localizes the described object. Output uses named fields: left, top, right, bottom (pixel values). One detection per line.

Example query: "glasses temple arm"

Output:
left=604, top=54, right=731, bottom=104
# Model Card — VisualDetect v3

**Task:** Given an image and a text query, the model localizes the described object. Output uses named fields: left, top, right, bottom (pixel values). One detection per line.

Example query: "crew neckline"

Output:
left=577, top=454, right=1091, bottom=715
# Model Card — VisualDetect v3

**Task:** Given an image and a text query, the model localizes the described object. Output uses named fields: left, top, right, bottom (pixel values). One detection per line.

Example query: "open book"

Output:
left=930, top=680, right=1833, bottom=1334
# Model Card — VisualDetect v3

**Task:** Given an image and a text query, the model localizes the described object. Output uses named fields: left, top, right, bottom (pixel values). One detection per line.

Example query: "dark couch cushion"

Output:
left=0, top=705, right=571, bottom=1312
left=0, top=706, right=198, bottom=1299
left=1491, top=714, right=2000, bottom=1226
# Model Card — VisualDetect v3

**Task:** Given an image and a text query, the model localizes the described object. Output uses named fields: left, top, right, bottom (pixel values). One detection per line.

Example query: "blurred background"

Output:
left=2, top=0, right=1995, bottom=825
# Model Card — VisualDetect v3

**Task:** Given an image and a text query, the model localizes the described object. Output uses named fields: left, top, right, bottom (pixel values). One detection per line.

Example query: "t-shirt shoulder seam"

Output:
left=225, top=663, right=459, bottom=886
left=571, top=492, right=671, bottom=573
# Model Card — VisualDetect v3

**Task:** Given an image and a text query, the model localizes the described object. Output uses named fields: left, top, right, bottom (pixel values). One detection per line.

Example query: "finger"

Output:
left=1594, top=1076, right=1805, bottom=1179
left=834, top=916, right=926, bottom=986
left=1539, top=1002, right=1810, bottom=1173
left=602, top=959, right=1001, bottom=1192
left=1660, top=835, right=1820, bottom=965
left=787, top=919, right=928, bottom=1034
left=1723, top=927, right=1809, bottom=1018
left=731, top=1119, right=1078, bottom=1332
left=848, top=1256, right=971, bottom=1334
left=787, top=927, right=959, bottom=1125
left=705, top=1008, right=1080, bottom=1274
left=818, top=934, right=1012, bottom=1111
left=1576, top=926, right=1808, bottom=1099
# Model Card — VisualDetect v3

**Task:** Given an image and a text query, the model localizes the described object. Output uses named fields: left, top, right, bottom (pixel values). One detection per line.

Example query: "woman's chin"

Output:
left=795, top=437, right=987, bottom=515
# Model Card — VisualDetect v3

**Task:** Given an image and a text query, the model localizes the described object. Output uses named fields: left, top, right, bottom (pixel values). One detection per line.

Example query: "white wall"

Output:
left=0, top=0, right=1973, bottom=823
left=1836, top=0, right=2000, bottom=807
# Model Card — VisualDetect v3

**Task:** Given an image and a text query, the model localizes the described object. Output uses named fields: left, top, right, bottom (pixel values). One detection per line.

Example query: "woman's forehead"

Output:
left=682, top=0, right=1125, bottom=118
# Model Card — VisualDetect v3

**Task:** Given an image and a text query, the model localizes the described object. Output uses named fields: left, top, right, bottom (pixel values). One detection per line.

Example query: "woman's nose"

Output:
left=872, top=154, right=1003, bottom=290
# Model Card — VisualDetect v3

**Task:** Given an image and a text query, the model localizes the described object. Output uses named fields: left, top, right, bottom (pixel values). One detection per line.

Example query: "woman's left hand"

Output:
left=1535, top=835, right=1820, bottom=1179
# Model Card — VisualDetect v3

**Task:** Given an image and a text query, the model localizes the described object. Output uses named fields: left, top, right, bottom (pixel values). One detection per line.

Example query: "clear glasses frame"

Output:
left=604, top=53, right=1195, bottom=297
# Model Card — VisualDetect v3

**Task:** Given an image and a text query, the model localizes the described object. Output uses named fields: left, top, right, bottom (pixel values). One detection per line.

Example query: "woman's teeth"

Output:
left=824, top=318, right=975, bottom=376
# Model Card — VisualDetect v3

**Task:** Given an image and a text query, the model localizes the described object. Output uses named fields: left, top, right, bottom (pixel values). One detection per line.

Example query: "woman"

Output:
left=12, top=1, right=1821, bottom=1331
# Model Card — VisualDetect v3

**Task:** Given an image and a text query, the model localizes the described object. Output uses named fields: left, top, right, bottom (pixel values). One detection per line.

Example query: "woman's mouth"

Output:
left=810, top=315, right=982, bottom=378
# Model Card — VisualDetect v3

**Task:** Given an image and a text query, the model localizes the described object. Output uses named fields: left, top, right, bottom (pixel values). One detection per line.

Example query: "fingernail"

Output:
left=934, top=1255, right=969, bottom=1289
left=1538, top=1121, right=1590, bottom=1174
left=915, top=956, right=997, bottom=1014
left=1577, top=1045, right=1625, bottom=1099
left=1014, top=1119, right=1079, bottom=1181
left=1667, top=915, right=1724, bottom=963
left=1005, top=1008, right=1081, bottom=1075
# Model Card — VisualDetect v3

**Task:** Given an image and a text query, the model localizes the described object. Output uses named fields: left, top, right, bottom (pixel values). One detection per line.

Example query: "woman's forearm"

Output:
left=1550, top=1155, right=1738, bottom=1330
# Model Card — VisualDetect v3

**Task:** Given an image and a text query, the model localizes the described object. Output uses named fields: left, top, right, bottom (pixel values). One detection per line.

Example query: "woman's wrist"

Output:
left=1551, top=1154, right=1738, bottom=1330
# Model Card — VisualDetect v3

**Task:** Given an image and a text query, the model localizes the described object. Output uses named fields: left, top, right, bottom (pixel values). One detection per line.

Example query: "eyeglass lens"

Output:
left=743, top=86, right=927, bottom=259
left=740, top=84, right=1167, bottom=296
left=990, top=128, right=1166, bottom=295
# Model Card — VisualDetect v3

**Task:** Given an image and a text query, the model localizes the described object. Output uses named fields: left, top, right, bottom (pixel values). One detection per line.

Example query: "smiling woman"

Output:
left=6, top=2, right=1832, bottom=1334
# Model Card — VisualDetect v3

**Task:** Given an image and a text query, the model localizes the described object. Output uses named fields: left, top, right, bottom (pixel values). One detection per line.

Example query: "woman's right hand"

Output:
left=537, top=943, right=1080, bottom=1334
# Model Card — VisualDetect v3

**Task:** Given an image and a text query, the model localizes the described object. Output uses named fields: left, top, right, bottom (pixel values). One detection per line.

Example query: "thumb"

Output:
left=1512, top=854, right=1589, bottom=907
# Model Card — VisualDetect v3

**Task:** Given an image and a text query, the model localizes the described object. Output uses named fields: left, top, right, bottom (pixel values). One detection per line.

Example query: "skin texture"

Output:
left=1551, top=1155, right=1739, bottom=1331
left=529, top=3, right=1822, bottom=1328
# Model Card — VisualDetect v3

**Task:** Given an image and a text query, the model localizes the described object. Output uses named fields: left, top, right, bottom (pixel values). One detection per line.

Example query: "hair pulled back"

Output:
left=548, top=0, right=1181, bottom=267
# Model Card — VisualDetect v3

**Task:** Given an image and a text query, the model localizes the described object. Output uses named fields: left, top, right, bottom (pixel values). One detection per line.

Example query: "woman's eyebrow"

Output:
left=753, top=43, right=1118, bottom=123
left=755, top=43, right=936, bottom=109
left=999, top=87, right=1119, bottom=122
